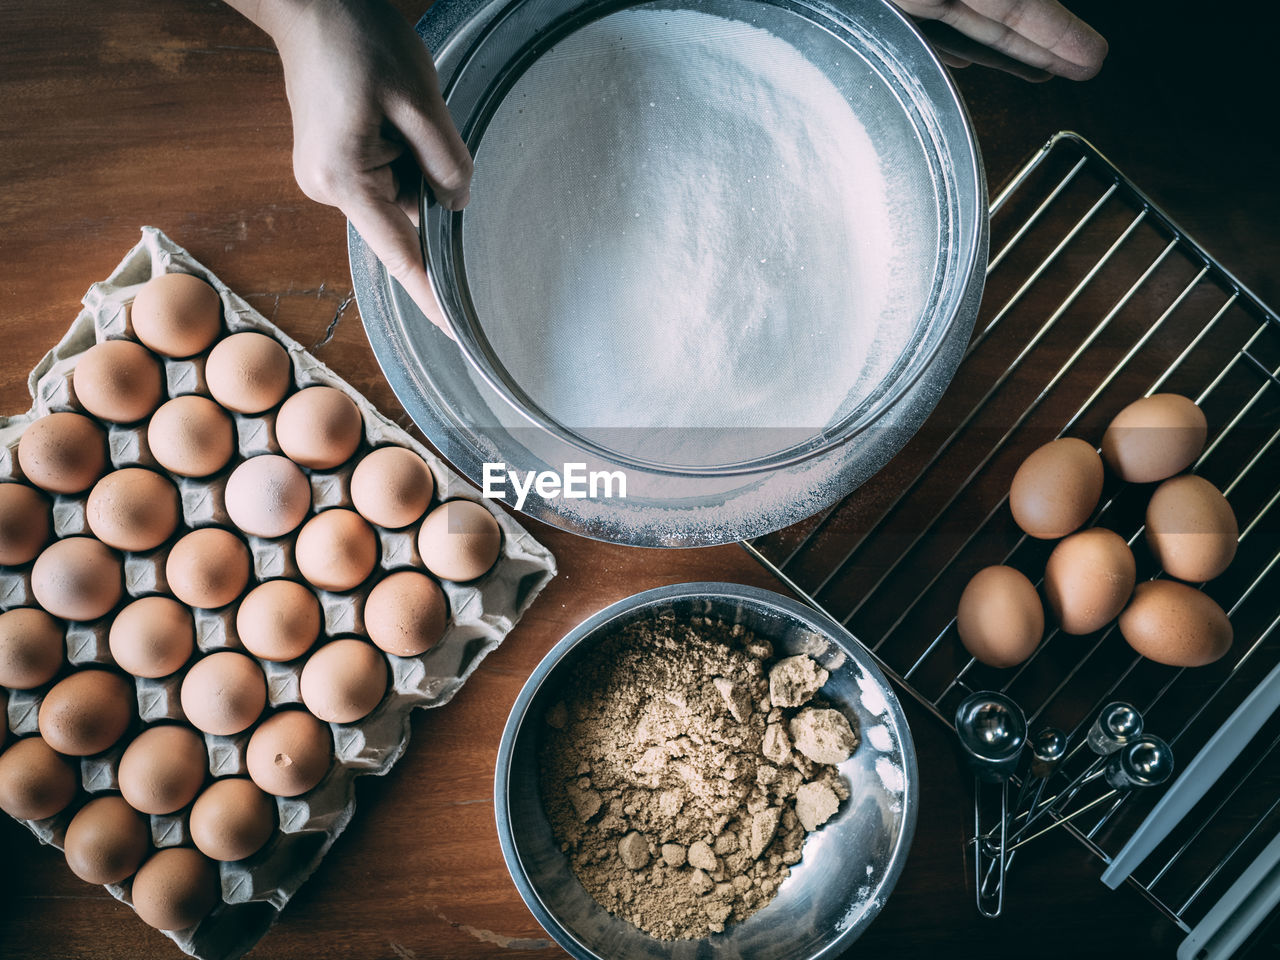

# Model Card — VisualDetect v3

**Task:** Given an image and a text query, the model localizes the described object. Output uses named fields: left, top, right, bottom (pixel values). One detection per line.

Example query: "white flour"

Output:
left=464, top=6, right=906, bottom=466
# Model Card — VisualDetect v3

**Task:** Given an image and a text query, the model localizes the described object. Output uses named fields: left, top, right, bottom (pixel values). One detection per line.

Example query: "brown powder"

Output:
left=539, top=613, right=858, bottom=939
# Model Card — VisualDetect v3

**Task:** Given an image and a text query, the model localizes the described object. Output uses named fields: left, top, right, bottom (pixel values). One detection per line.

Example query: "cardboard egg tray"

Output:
left=0, top=227, right=557, bottom=959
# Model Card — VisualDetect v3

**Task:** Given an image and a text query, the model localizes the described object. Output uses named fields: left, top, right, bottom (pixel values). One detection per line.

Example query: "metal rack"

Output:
left=745, top=131, right=1280, bottom=939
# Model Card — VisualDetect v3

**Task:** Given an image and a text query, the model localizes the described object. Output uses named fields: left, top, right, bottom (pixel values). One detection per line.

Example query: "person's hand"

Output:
left=893, top=0, right=1107, bottom=82
left=229, top=0, right=472, bottom=333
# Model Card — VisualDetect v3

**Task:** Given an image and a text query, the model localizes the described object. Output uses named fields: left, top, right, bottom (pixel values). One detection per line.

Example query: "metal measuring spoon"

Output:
left=956, top=691, right=1026, bottom=918
left=1002, top=735, right=1176, bottom=856
left=978, top=726, right=1066, bottom=894
left=1023, top=701, right=1144, bottom=834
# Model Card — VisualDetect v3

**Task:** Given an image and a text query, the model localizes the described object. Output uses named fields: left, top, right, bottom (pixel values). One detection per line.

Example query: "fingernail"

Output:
left=443, top=188, right=471, bottom=212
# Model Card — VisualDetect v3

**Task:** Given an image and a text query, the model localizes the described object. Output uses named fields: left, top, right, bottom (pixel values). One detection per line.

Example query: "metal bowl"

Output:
left=494, top=582, right=919, bottom=958
left=349, top=0, right=987, bottom=547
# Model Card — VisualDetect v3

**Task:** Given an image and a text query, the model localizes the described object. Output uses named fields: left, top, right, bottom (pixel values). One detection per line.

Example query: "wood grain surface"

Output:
left=1, top=2, right=1276, bottom=958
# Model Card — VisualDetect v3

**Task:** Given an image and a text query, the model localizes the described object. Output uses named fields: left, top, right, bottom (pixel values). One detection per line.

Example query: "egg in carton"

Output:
left=0, top=227, right=557, bottom=960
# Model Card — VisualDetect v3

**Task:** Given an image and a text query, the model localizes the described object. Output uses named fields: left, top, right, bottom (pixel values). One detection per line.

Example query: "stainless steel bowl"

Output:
left=494, top=583, right=919, bottom=958
left=349, top=0, right=987, bottom=547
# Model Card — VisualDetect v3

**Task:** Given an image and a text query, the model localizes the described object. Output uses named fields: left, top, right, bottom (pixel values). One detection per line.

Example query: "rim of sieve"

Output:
left=419, top=0, right=985, bottom=478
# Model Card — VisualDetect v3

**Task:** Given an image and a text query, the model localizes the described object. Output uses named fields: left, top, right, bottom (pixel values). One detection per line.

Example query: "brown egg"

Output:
left=130, top=273, right=222, bottom=359
left=1009, top=438, right=1104, bottom=540
left=364, top=570, right=447, bottom=657
left=109, top=596, right=195, bottom=678
left=0, top=607, right=64, bottom=689
left=1, top=689, right=6, bottom=745
left=31, top=537, right=123, bottom=621
left=300, top=639, right=388, bottom=723
left=1119, top=580, right=1232, bottom=667
left=130, top=847, right=220, bottom=931
left=38, top=670, right=134, bottom=756
left=1146, top=475, right=1238, bottom=582
left=18, top=412, right=108, bottom=494
left=235, top=580, right=321, bottom=662
left=0, top=736, right=78, bottom=820
left=0, top=483, right=51, bottom=565
left=1044, top=528, right=1136, bottom=635
left=189, top=778, right=276, bottom=862
left=350, top=447, right=434, bottom=529
left=418, top=500, right=502, bottom=582
left=147, top=396, right=235, bottom=478
left=1102, top=394, right=1207, bottom=484
left=274, top=386, right=363, bottom=470
left=86, top=468, right=180, bottom=552
left=246, top=710, right=332, bottom=797
left=117, top=724, right=207, bottom=814
left=72, top=339, right=165, bottom=423
left=295, top=510, right=377, bottom=592
left=180, top=652, right=266, bottom=736
left=64, top=795, right=150, bottom=884
left=204, top=332, right=291, bottom=414
left=165, top=528, right=251, bottom=609
left=956, top=565, right=1044, bottom=668
left=224, top=455, right=310, bottom=539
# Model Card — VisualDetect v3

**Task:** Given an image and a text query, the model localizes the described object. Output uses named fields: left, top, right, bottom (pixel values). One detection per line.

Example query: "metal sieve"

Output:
left=350, top=0, right=987, bottom=546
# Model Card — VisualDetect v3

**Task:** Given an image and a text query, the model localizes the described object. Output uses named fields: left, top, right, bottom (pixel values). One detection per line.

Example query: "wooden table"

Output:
left=2, top=2, right=1276, bottom=957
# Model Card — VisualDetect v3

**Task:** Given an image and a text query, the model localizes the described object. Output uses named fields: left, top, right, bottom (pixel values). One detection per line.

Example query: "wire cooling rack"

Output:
left=745, top=131, right=1280, bottom=938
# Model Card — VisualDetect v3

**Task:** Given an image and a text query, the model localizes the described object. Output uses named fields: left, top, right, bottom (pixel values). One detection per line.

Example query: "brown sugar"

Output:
left=539, top=613, right=857, bottom=939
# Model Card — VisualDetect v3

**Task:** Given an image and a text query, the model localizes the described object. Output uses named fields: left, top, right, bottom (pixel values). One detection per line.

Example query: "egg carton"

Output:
left=0, top=227, right=557, bottom=960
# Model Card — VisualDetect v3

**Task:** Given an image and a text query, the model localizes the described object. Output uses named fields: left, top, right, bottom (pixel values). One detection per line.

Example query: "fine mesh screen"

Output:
left=460, top=1, right=941, bottom=468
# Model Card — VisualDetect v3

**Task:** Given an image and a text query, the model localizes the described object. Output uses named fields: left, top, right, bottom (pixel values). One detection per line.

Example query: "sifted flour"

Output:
left=464, top=6, right=905, bottom=466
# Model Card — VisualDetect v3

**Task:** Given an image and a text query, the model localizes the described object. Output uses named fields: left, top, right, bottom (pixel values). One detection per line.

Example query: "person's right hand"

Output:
left=893, top=0, right=1108, bottom=81
left=229, top=0, right=472, bottom=334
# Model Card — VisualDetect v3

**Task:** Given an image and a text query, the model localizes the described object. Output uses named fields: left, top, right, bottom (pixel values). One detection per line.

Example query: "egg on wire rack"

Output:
left=1145, top=474, right=1238, bottom=583
left=1008, top=437, right=1104, bottom=540
left=956, top=565, right=1044, bottom=668
left=1043, top=528, right=1136, bottom=635
left=1119, top=580, right=1232, bottom=667
left=1102, top=393, right=1207, bottom=484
